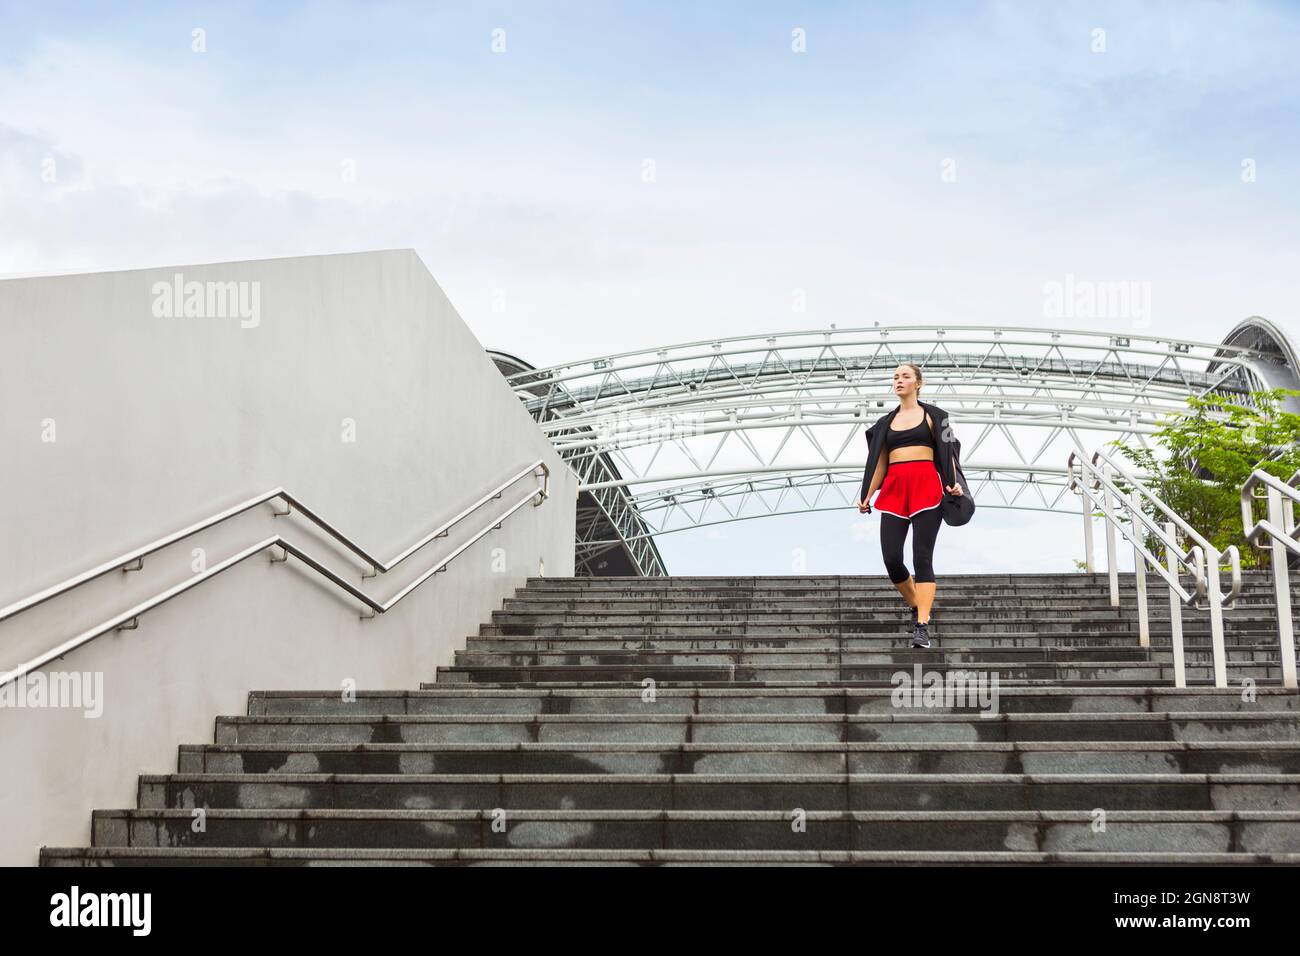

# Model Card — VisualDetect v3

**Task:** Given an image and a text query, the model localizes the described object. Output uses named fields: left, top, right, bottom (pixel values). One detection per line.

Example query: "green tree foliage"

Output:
left=1107, top=388, right=1300, bottom=569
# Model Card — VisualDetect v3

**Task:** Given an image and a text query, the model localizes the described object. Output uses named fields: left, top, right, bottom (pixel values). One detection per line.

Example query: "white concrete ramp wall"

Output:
left=0, top=249, right=577, bottom=865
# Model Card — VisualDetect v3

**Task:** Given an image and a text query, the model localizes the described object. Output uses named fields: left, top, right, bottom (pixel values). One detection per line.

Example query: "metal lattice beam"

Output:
left=498, top=324, right=1294, bottom=573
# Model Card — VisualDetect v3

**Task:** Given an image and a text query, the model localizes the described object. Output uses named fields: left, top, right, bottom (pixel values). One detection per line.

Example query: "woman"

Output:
left=857, top=363, right=964, bottom=649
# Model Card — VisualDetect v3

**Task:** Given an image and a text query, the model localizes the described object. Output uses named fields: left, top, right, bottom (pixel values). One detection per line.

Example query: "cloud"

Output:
left=1, top=5, right=1296, bottom=392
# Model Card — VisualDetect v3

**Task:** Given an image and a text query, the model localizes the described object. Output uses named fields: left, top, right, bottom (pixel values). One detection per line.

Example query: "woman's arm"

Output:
left=857, top=455, right=889, bottom=515
left=864, top=454, right=887, bottom=502
left=858, top=426, right=886, bottom=511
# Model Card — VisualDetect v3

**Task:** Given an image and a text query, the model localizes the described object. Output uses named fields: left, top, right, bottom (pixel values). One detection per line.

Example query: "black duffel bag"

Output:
left=941, top=440, right=975, bottom=527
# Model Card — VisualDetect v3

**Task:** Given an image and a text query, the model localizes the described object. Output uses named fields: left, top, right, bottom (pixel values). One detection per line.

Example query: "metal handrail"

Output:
left=1, top=461, right=550, bottom=687
left=0, top=459, right=548, bottom=622
left=1240, top=467, right=1300, bottom=689
left=1067, top=446, right=1241, bottom=688
left=1241, top=468, right=1300, bottom=556
left=1088, top=446, right=1241, bottom=606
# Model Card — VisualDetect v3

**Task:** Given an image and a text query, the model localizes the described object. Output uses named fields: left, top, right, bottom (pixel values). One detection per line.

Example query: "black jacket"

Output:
left=858, top=400, right=965, bottom=505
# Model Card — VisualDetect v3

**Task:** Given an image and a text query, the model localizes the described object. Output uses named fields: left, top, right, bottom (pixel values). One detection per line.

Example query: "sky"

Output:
left=2, top=0, right=1297, bottom=574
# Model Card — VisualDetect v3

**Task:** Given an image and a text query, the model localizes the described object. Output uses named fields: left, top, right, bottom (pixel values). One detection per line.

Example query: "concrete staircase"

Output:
left=42, top=572, right=1300, bottom=865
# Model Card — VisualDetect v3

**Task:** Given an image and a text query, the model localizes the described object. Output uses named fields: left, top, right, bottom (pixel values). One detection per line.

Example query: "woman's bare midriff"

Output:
left=889, top=448, right=935, bottom=464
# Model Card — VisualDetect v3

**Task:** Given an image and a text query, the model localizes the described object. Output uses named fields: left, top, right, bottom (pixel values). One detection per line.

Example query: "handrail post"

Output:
left=1266, top=485, right=1298, bottom=689
left=532, top=462, right=550, bottom=506
left=1130, top=490, right=1149, bottom=649
left=1101, top=463, right=1119, bottom=608
left=1081, top=476, right=1095, bottom=573
left=1163, top=521, right=1186, bottom=688
left=1206, top=547, right=1228, bottom=688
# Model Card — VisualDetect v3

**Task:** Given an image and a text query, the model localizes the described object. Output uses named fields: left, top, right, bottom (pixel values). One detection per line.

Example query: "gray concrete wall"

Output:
left=0, top=249, right=576, bottom=865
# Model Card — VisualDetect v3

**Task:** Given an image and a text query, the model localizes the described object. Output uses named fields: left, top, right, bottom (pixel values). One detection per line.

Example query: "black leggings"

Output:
left=880, top=508, right=942, bottom=584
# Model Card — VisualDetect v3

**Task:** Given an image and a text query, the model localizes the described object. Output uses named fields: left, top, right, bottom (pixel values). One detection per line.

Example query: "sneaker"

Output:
left=911, top=622, right=931, bottom=649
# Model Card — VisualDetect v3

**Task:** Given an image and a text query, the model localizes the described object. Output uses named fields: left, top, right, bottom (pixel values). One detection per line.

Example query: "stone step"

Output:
left=39, top=846, right=1300, bottom=866
left=494, top=609, right=1288, bottom=625
left=87, top=807, right=1300, bottom=853
left=521, top=572, right=1291, bottom=584
left=510, top=600, right=1292, bottom=612
left=432, top=678, right=1295, bottom=690
left=457, top=639, right=1289, bottom=655
left=481, top=623, right=1287, bottom=639
left=431, top=680, right=1237, bottom=691
left=433, top=661, right=1291, bottom=684
left=134, top=771, right=1300, bottom=812
left=469, top=633, right=1294, bottom=650
left=509, top=594, right=1296, bottom=608
left=246, top=687, right=1300, bottom=716
left=477, top=622, right=1282, bottom=637
left=514, top=577, right=1150, bottom=583
left=212, top=712, right=1300, bottom=745
left=505, top=597, right=1290, bottom=611
left=490, top=600, right=1287, bottom=614
left=451, top=648, right=1295, bottom=668
left=494, top=608, right=1290, bottom=626
left=451, top=655, right=1299, bottom=672
left=503, top=589, right=1293, bottom=603
left=458, top=641, right=1294, bottom=664
left=497, top=595, right=1290, bottom=609
left=497, top=605, right=1289, bottom=616
left=456, top=648, right=1156, bottom=664
left=176, top=741, right=1300, bottom=775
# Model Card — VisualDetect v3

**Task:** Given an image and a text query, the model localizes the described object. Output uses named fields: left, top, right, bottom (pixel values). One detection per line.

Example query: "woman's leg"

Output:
left=896, top=577, right=918, bottom=608
left=879, top=513, right=917, bottom=607
left=910, top=506, right=943, bottom=623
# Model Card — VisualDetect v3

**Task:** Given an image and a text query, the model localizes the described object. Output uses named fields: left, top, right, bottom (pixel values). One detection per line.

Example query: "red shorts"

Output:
left=873, top=459, right=943, bottom=519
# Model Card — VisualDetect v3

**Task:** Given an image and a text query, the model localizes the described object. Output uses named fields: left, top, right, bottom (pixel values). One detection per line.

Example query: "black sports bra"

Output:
left=886, top=416, right=936, bottom=452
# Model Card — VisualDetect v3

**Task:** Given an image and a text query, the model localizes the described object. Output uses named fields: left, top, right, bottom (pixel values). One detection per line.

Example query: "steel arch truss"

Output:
left=505, top=325, right=1288, bottom=562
